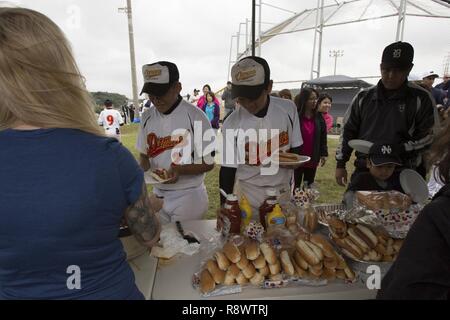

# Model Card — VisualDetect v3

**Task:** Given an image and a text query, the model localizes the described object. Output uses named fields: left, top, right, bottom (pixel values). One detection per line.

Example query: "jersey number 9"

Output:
left=107, top=115, right=114, bottom=125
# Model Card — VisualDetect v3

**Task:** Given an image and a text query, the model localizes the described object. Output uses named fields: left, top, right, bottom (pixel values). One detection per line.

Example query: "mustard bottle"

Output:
left=266, top=204, right=286, bottom=227
left=240, top=195, right=253, bottom=231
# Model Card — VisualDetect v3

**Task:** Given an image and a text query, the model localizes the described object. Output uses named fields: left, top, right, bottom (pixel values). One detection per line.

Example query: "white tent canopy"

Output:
left=232, top=0, right=450, bottom=80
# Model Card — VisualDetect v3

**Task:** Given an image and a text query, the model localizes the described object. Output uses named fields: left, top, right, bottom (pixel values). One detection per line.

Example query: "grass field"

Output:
left=120, top=124, right=350, bottom=219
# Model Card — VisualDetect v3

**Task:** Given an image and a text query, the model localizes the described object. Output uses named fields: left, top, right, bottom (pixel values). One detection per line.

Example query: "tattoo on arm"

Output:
left=139, top=154, right=150, bottom=171
left=125, top=183, right=160, bottom=247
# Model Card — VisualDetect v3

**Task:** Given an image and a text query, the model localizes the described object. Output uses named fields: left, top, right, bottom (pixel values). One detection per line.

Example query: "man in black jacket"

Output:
left=336, top=41, right=437, bottom=185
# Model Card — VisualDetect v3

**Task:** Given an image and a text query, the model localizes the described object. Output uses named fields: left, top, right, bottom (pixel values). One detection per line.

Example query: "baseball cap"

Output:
left=368, top=143, right=402, bottom=166
left=231, top=56, right=270, bottom=100
left=140, top=61, right=179, bottom=97
left=421, top=71, right=439, bottom=80
left=381, top=41, right=414, bottom=69
left=104, top=99, right=112, bottom=106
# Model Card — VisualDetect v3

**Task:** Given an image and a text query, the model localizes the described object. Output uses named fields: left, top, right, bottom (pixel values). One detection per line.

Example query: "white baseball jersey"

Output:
left=136, top=98, right=215, bottom=191
left=98, top=109, right=124, bottom=136
left=221, top=96, right=303, bottom=187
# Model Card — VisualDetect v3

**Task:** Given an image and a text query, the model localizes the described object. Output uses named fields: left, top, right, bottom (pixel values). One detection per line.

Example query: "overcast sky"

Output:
left=4, top=0, right=450, bottom=98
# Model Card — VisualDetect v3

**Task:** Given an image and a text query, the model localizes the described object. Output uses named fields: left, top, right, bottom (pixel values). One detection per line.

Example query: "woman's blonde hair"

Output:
left=0, top=7, right=103, bottom=135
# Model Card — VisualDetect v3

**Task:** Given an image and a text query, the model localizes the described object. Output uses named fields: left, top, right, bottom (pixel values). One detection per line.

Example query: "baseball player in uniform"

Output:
left=219, top=56, right=303, bottom=215
left=98, top=99, right=124, bottom=141
left=136, top=61, right=215, bottom=223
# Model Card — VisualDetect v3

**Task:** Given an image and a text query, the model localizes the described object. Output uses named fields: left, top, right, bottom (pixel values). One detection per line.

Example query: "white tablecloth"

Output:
left=129, top=252, right=159, bottom=300
left=151, top=220, right=378, bottom=300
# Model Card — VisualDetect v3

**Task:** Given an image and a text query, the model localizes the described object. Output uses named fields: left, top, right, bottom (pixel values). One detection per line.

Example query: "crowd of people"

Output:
left=0, top=7, right=449, bottom=300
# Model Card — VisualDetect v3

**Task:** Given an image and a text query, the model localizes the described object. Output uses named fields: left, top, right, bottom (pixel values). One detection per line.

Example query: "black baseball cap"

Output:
left=104, top=99, right=112, bottom=106
left=231, top=56, right=270, bottom=100
left=140, top=61, right=179, bottom=97
left=381, top=41, right=414, bottom=69
left=368, top=143, right=402, bottom=166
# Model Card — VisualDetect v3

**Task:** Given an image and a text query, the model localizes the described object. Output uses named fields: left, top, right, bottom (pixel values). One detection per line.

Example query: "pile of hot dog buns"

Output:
left=355, top=191, right=412, bottom=211
left=199, top=233, right=356, bottom=294
left=328, top=217, right=404, bottom=263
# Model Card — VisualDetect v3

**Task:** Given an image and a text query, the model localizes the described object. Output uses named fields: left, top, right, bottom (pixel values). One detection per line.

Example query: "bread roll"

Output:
left=292, top=261, right=308, bottom=278
left=309, top=234, right=336, bottom=258
left=260, top=242, right=277, bottom=265
left=200, top=269, right=215, bottom=294
left=322, top=267, right=336, bottom=281
left=324, top=256, right=337, bottom=269
left=245, top=240, right=260, bottom=260
left=336, top=269, right=346, bottom=280
left=309, top=261, right=323, bottom=273
left=280, top=251, right=295, bottom=276
left=307, top=270, right=320, bottom=280
left=335, top=253, right=347, bottom=270
left=214, top=251, right=231, bottom=271
left=236, top=272, right=248, bottom=285
left=344, top=266, right=356, bottom=281
left=258, top=265, right=270, bottom=277
left=236, top=247, right=250, bottom=270
left=296, top=239, right=321, bottom=265
left=342, top=248, right=361, bottom=261
left=226, top=264, right=240, bottom=279
left=293, top=251, right=309, bottom=270
left=268, top=260, right=281, bottom=275
left=223, top=242, right=241, bottom=263
left=305, top=240, right=324, bottom=261
left=354, top=224, right=378, bottom=249
left=374, top=243, right=387, bottom=255
left=223, top=274, right=235, bottom=286
left=347, top=228, right=370, bottom=252
left=333, top=236, right=363, bottom=259
left=252, top=254, right=267, bottom=269
left=242, top=262, right=256, bottom=279
left=250, top=272, right=265, bottom=286
left=278, top=152, right=299, bottom=161
left=206, top=260, right=225, bottom=284
left=328, top=217, right=347, bottom=239
left=269, top=274, right=283, bottom=281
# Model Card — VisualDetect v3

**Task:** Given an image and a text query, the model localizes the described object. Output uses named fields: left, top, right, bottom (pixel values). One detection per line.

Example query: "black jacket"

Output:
left=377, top=183, right=450, bottom=300
left=336, top=81, right=437, bottom=169
left=299, top=113, right=328, bottom=164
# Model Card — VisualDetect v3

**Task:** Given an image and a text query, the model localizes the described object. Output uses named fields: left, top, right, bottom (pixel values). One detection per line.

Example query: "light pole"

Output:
left=329, top=50, right=344, bottom=76
left=119, top=0, right=139, bottom=120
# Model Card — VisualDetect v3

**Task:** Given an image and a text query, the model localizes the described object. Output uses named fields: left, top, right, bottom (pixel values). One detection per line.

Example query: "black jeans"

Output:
left=294, top=167, right=317, bottom=189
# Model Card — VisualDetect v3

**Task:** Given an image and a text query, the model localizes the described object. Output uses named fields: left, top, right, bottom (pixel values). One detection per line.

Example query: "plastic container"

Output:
left=223, top=194, right=242, bottom=235
left=240, top=195, right=253, bottom=232
left=266, top=204, right=286, bottom=227
left=259, top=189, right=278, bottom=230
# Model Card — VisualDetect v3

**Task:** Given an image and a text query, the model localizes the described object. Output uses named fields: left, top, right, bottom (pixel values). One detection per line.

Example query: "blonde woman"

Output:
left=0, top=7, right=160, bottom=299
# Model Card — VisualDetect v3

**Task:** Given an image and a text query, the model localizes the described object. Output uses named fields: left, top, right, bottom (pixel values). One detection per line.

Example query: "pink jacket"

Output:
left=322, top=112, right=333, bottom=133
left=197, top=95, right=220, bottom=109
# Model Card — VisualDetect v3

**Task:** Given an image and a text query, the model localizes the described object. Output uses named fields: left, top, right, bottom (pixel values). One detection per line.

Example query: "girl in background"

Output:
left=317, top=93, right=334, bottom=133
left=293, top=88, right=328, bottom=188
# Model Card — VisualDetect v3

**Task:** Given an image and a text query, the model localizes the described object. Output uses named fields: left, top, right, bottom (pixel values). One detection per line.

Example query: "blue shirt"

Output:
left=0, top=128, right=144, bottom=299
left=205, top=103, right=215, bottom=123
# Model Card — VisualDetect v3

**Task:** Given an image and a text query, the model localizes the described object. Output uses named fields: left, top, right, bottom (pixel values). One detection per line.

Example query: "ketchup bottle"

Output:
left=259, top=189, right=278, bottom=230
left=223, top=194, right=242, bottom=235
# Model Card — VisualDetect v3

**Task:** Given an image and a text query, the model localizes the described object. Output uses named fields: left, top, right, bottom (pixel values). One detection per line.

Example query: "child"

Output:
left=343, top=143, right=404, bottom=208
left=97, top=99, right=124, bottom=141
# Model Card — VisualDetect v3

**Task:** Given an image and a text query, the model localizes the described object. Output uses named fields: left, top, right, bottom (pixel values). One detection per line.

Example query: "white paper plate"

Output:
left=270, top=154, right=311, bottom=166
left=348, top=139, right=373, bottom=154
left=400, top=169, right=429, bottom=203
left=144, top=171, right=172, bottom=185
